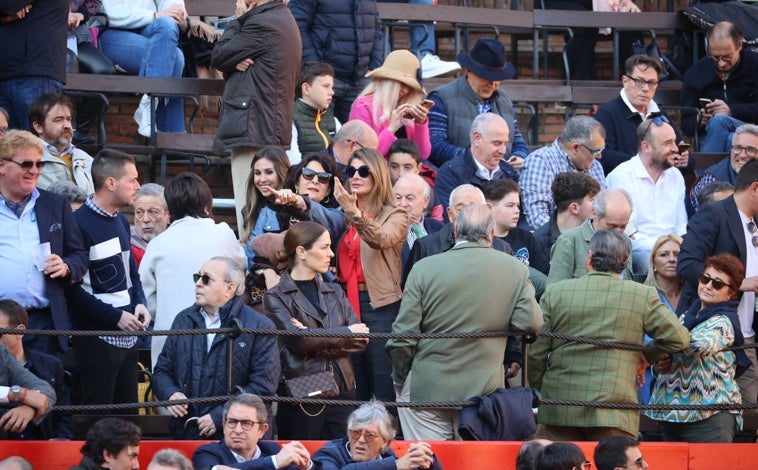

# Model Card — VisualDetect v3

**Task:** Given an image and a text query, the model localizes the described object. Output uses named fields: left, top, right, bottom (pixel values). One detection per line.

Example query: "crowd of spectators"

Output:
left=1, top=0, right=758, bottom=453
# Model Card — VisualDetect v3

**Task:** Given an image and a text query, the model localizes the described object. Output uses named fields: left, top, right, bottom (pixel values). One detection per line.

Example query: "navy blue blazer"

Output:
left=401, top=217, right=445, bottom=267
left=34, top=189, right=88, bottom=351
left=193, top=439, right=299, bottom=470
left=677, top=196, right=753, bottom=322
left=21, top=348, right=72, bottom=439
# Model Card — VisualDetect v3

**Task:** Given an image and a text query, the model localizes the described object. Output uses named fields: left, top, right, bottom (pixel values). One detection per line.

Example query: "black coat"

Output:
left=20, top=349, right=72, bottom=440
left=152, top=296, right=280, bottom=439
left=263, top=271, right=366, bottom=393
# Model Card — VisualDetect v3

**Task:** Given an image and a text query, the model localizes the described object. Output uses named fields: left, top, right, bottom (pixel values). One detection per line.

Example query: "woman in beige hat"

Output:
left=349, top=50, right=432, bottom=160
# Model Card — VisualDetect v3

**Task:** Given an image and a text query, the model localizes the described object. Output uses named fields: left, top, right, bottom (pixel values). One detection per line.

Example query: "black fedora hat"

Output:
left=456, top=39, right=516, bottom=81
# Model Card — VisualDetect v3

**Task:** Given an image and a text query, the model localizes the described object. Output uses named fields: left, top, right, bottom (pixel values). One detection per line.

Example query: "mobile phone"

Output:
left=420, top=99, right=435, bottom=110
left=677, top=142, right=691, bottom=153
left=699, top=98, right=712, bottom=107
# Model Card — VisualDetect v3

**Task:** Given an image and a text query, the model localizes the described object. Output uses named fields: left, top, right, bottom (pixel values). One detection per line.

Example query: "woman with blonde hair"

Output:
left=333, top=147, right=409, bottom=403
left=349, top=50, right=432, bottom=159
left=644, top=233, right=685, bottom=312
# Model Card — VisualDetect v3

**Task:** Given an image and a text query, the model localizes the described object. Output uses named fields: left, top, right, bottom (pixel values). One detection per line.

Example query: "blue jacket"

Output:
left=152, top=296, right=280, bottom=439
left=434, top=148, right=518, bottom=218
left=313, top=438, right=444, bottom=470
left=458, top=386, right=537, bottom=441
left=680, top=49, right=758, bottom=137
left=20, top=348, right=72, bottom=440
left=288, top=0, right=383, bottom=86
left=193, top=439, right=297, bottom=470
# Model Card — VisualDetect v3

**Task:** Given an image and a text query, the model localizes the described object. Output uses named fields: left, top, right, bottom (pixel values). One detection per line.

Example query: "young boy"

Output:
left=287, top=62, right=341, bottom=164
left=484, top=179, right=550, bottom=276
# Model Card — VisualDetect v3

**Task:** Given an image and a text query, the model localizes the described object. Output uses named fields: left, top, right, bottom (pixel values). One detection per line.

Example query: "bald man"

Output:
left=394, top=174, right=444, bottom=266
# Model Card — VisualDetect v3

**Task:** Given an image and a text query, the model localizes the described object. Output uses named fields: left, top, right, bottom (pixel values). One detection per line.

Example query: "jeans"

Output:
left=379, top=0, right=435, bottom=57
left=99, top=17, right=185, bottom=133
left=701, top=114, right=742, bottom=153
left=0, top=76, right=63, bottom=130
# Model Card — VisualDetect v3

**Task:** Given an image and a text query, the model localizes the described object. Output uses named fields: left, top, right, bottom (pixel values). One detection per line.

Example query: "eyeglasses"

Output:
left=732, top=145, right=758, bottom=158
left=346, top=139, right=366, bottom=150
left=708, top=49, right=738, bottom=64
left=6, top=159, right=45, bottom=170
left=223, top=418, right=264, bottom=431
left=620, top=456, right=647, bottom=469
left=640, top=114, right=670, bottom=139
left=579, top=143, right=604, bottom=157
left=346, top=165, right=371, bottom=179
left=579, top=461, right=592, bottom=470
left=348, top=428, right=381, bottom=442
left=301, top=167, right=333, bottom=184
left=193, top=272, right=229, bottom=285
left=748, top=221, right=758, bottom=248
left=0, top=127, right=7, bottom=137
left=624, top=74, right=659, bottom=89
left=698, top=272, right=734, bottom=291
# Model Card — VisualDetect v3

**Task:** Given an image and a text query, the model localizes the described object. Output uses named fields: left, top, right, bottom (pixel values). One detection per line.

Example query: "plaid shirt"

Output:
left=520, top=139, right=607, bottom=229
left=84, top=197, right=137, bottom=349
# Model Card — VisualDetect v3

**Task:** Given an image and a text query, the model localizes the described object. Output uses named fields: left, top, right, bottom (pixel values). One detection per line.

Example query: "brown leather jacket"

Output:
left=263, top=271, right=367, bottom=393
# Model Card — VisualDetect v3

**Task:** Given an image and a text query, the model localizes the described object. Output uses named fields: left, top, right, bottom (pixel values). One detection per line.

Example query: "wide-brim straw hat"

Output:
left=456, top=38, right=516, bottom=81
left=366, top=50, right=426, bottom=94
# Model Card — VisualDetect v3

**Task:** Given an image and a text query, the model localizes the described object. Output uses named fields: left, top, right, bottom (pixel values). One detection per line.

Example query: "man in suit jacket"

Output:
left=393, top=173, right=443, bottom=267
left=193, top=394, right=311, bottom=470
left=387, top=203, right=543, bottom=440
left=529, top=230, right=689, bottom=441
left=678, top=158, right=758, bottom=409
left=0, top=130, right=87, bottom=355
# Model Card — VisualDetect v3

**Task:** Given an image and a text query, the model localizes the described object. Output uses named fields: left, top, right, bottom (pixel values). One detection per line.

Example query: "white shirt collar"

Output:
left=620, top=89, right=660, bottom=120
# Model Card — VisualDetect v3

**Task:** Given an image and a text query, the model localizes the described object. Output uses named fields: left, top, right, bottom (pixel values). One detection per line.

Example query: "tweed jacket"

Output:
left=387, top=242, right=543, bottom=403
left=528, top=271, right=689, bottom=436
left=547, top=218, right=633, bottom=285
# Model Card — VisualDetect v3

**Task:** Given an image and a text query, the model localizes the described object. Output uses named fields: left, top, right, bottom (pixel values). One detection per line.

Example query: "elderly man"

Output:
left=330, top=120, right=380, bottom=178
left=193, top=394, right=311, bottom=470
left=530, top=230, right=689, bottom=441
left=595, top=55, right=689, bottom=175
left=428, top=38, right=528, bottom=168
left=435, top=113, right=517, bottom=218
left=607, top=117, right=687, bottom=276
left=0, top=130, right=87, bottom=355
left=394, top=173, right=443, bottom=266
left=594, top=436, right=647, bottom=470
left=0, top=342, right=55, bottom=438
left=520, top=116, right=607, bottom=229
left=681, top=22, right=758, bottom=152
left=690, top=123, right=758, bottom=211
left=678, top=159, right=758, bottom=411
left=387, top=204, right=543, bottom=440
left=70, top=418, right=141, bottom=470
left=130, top=183, right=169, bottom=267
left=29, top=93, right=94, bottom=194
left=312, top=400, right=443, bottom=470
left=152, top=257, right=279, bottom=440
left=0, top=300, right=70, bottom=440
left=547, top=189, right=634, bottom=284
left=146, top=450, right=192, bottom=470
left=65, top=149, right=151, bottom=410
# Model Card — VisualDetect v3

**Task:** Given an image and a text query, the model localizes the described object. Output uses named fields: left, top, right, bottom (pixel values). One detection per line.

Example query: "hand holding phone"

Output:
left=699, top=98, right=712, bottom=108
left=677, top=142, right=690, bottom=153
left=420, top=99, right=435, bottom=110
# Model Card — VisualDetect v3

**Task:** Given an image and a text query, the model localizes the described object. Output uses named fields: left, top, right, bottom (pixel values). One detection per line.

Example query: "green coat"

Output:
left=528, top=271, right=689, bottom=436
left=547, top=218, right=634, bottom=284
left=386, top=242, right=544, bottom=403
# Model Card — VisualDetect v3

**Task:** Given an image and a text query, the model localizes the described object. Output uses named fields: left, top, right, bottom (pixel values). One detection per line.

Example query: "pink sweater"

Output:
left=349, top=95, right=432, bottom=159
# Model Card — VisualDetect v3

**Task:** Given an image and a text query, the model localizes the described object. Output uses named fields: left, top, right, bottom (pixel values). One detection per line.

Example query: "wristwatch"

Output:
left=9, top=385, right=27, bottom=403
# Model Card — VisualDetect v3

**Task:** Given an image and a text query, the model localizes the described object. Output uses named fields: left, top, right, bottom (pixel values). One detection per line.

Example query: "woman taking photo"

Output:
left=263, top=221, right=369, bottom=439
left=284, top=152, right=342, bottom=209
left=349, top=49, right=432, bottom=159
left=334, top=147, right=409, bottom=403
left=647, top=253, right=751, bottom=442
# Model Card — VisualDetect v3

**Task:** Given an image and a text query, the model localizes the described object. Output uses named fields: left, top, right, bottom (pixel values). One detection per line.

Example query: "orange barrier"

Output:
left=1, top=440, right=757, bottom=469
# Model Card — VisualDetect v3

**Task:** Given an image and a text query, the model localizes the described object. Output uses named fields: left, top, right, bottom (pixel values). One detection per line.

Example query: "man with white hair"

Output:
left=394, top=173, right=443, bottom=266
left=152, top=257, right=280, bottom=441
left=130, top=183, right=169, bottom=267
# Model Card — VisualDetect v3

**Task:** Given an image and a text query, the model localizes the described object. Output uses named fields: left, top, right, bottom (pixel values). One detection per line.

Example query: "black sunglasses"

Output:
left=748, top=221, right=758, bottom=248
left=641, top=114, right=670, bottom=139
left=698, top=272, right=733, bottom=291
left=193, top=272, right=230, bottom=286
left=301, top=167, right=332, bottom=184
left=346, top=165, right=371, bottom=179
left=7, top=159, right=45, bottom=170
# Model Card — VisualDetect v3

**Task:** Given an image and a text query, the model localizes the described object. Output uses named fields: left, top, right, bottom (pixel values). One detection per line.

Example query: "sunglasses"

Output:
left=698, top=272, right=733, bottom=291
left=641, top=114, right=670, bottom=139
left=301, top=167, right=332, bottom=184
left=7, top=159, right=45, bottom=170
left=620, top=456, right=646, bottom=469
left=579, top=143, right=604, bottom=157
left=348, top=428, right=381, bottom=442
left=346, top=165, right=371, bottom=179
left=193, top=272, right=229, bottom=286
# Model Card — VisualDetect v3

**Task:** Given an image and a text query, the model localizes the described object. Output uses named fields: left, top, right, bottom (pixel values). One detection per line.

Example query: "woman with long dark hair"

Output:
left=263, top=221, right=368, bottom=439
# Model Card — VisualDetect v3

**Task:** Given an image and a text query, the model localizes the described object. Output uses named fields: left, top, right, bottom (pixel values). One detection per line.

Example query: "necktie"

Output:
left=408, top=223, right=426, bottom=248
